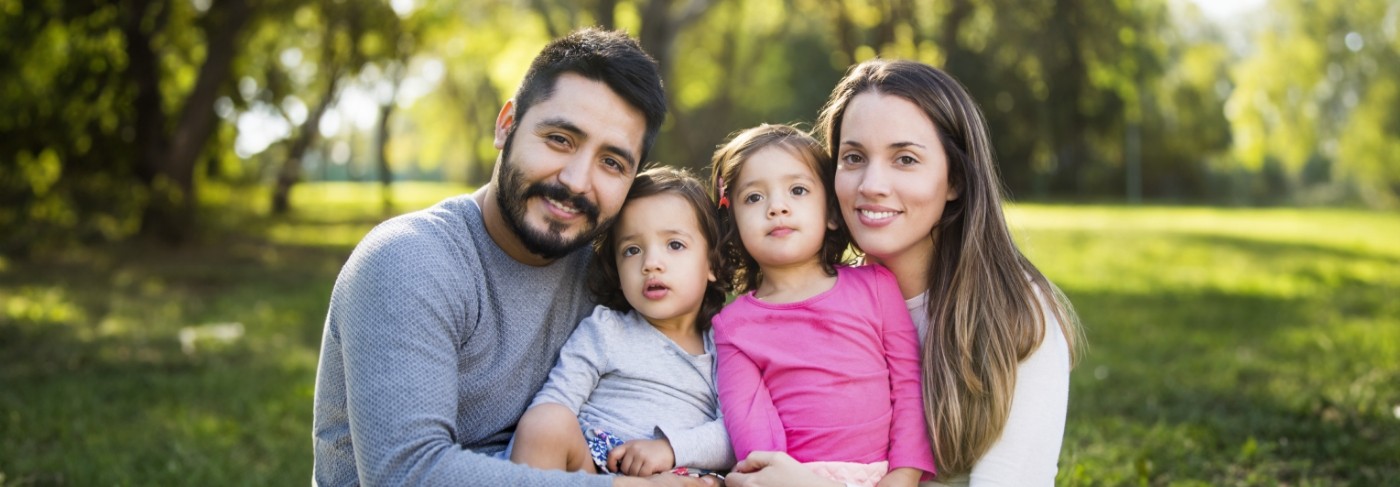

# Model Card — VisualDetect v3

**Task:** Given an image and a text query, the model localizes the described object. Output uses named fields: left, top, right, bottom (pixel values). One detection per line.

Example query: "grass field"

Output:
left=2, top=182, right=1397, bottom=485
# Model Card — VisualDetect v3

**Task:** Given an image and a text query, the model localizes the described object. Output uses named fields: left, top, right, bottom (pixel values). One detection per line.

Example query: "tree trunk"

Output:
left=271, top=69, right=342, bottom=214
left=637, top=0, right=713, bottom=166
left=1046, top=0, right=1088, bottom=196
left=128, top=0, right=251, bottom=243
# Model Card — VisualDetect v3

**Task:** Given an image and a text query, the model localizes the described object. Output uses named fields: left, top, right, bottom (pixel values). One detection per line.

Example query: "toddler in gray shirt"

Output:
left=509, top=167, right=735, bottom=478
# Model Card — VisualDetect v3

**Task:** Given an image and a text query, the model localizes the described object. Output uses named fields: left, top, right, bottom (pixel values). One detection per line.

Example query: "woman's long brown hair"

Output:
left=816, top=59, right=1085, bottom=476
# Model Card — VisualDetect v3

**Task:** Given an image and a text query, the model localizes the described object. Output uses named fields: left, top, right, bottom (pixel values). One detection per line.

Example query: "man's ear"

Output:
left=492, top=100, right=516, bottom=150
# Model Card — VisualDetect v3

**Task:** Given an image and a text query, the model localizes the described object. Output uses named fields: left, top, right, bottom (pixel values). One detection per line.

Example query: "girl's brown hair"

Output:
left=587, top=166, right=731, bottom=332
left=708, top=124, right=850, bottom=294
left=816, top=59, right=1085, bottom=475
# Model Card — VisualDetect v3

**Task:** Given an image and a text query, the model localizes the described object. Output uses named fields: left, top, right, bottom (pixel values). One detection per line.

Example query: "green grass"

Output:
left=1005, top=204, right=1400, bottom=486
left=2, top=186, right=1397, bottom=485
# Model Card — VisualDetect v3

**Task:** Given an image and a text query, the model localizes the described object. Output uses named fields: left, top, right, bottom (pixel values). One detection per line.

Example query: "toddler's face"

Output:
left=613, top=193, right=715, bottom=329
left=731, top=146, right=833, bottom=269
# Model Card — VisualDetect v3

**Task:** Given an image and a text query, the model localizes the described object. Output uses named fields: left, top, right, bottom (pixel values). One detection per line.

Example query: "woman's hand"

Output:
left=608, top=438, right=676, bottom=476
left=724, top=451, right=843, bottom=487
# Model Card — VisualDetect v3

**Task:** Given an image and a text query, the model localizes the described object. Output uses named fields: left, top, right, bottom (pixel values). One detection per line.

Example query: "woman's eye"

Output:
left=897, top=155, right=919, bottom=165
left=668, top=240, right=686, bottom=250
left=840, top=153, right=864, bottom=165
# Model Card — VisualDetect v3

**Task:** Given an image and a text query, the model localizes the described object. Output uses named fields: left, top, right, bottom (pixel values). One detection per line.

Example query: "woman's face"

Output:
left=834, top=92, right=957, bottom=269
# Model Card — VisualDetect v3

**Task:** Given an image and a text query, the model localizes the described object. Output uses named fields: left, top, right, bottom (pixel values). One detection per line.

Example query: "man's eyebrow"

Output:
left=537, top=117, right=584, bottom=136
left=602, top=143, right=638, bottom=175
left=536, top=117, right=637, bottom=174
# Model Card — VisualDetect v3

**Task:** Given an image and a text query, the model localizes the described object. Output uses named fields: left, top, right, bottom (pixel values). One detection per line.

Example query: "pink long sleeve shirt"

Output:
left=713, top=265, right=935, bottom=477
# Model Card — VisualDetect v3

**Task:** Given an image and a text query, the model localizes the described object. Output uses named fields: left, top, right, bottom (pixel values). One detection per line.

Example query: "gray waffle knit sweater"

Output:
left=311, top=191, right=611, bottom=487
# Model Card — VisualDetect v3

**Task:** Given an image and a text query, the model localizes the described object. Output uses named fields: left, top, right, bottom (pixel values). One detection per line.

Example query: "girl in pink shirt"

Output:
left=708, top=124, right=935, bottom=487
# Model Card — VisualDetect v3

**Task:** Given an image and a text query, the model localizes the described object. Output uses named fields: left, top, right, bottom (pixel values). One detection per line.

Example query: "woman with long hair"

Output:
left=725, top=59, right=1084, bottom=486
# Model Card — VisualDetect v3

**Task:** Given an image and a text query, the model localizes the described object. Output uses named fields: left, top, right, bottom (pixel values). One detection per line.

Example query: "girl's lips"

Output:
left=768, top=227, right=794, bottom=237
left=643, top=280, right=669, bottom=300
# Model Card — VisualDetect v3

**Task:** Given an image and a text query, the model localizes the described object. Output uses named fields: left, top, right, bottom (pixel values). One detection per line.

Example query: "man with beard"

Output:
left=311, top=29, right=706, bottom=486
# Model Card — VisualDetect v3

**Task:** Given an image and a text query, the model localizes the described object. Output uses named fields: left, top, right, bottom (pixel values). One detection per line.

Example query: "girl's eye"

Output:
left=791, top=186, right=810, bottom=196
left=668, top=240, right=686, bottom=250
left=897, top=155, right=919, bottom=166
left=621, top=245, right=640, bottom=257
left=744, top=193, right=763, bottom=204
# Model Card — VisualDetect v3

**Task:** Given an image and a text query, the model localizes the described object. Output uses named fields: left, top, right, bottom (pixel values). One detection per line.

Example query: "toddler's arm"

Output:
left=531, top=309, right=615, bottom=412
left=656, top=417, right=736, bottom=470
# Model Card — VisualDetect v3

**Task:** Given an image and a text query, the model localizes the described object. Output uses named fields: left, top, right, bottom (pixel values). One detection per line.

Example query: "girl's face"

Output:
left=834, top=92, right=957, bottom=267
left=732, top=146, right=834, bottom=270
left=613, top=193, right=716, bottom=329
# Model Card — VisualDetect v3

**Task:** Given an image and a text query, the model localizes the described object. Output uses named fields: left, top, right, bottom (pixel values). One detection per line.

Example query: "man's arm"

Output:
left=322, top=226, right=611, bottom=486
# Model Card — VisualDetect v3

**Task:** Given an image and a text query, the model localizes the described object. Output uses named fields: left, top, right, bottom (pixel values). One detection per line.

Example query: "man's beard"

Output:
left=495, top=132, right=611, bottom=260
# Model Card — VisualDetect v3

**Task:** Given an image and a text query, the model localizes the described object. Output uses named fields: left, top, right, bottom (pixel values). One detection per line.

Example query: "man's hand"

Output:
left=607, top=438, right=676, bottom=476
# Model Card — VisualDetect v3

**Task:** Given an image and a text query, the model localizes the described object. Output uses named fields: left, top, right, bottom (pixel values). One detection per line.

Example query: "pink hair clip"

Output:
left=716, top=179, right=730, bottom=209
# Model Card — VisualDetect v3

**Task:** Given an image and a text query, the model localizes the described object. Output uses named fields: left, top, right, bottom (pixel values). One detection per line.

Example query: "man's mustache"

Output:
left=523, top=182, right=600, bottom=221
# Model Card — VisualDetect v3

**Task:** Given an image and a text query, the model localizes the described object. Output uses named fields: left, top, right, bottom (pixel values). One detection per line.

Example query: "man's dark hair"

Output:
left=513, top=28, right=668, bottom=162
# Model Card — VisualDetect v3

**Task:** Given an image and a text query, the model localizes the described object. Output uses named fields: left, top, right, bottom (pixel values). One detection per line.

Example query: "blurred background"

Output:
left=1, top=0, right=1397, bottom=485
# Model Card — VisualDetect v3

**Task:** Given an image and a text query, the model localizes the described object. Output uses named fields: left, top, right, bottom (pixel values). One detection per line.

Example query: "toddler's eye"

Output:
left=668, top=240, right=686, bottom=250
left=791, top=186, right=810, bottom=196
left=621, top=245, right=640, bottom=257
left=744, top=193, right=763, bottom=204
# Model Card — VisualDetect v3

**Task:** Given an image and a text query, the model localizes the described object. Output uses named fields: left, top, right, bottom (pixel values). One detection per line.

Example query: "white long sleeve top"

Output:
left=907, top=286, right=1071, bottom=487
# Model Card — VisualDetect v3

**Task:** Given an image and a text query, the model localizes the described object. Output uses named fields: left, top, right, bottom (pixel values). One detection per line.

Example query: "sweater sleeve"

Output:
left=530, top=307, right=612, bottom=414
left=872, top=266, right=937, bottom=477
left=966, top=287, right=1070, bottom=486
left=713, top=313, right=787, bottom=462
left=657, top=416, right=736, bottom=470
left=656, top=329, right=737, bottom=470
left=327, top=226, right=609, bottom=487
